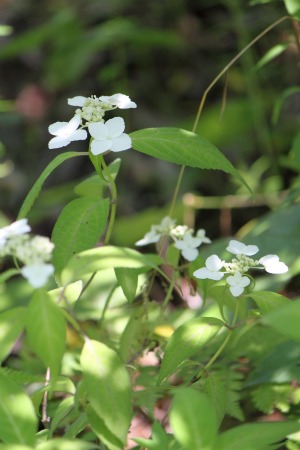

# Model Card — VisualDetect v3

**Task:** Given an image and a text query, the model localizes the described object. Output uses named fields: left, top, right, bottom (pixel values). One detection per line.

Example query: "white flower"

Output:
left=48, top=115, right=87, bottom=149
left=174, top=233, right=203, bottom=261
left=135, top=227, right=162, bottom=246
left=99, top=93, right=137, bottom=109
left=226, top=240, right=259, bottom=256
left=259, top=255, right=288, bottom=274
left=196, top=229, right=211, bottom=244
left=193, top=255, right=225, bottom=281
left=0, top=218, right=31, bottom=248
left=226, top=271, right=250, bottom=297
left=88, top=117, right=131, bottom=155
left=21, top=263, right=54, bottom=288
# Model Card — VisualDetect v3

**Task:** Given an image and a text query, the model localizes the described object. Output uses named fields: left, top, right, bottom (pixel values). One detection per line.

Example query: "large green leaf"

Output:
left=248, top=291, right=291, bottom=315
left=0, top=371, right=37, bottom=445
left=18, top=152, right=87, bottom=219
left=61, top=246, right=162, bottom=285
left=0, top=307, right=26, bottom=362
left=130, top=128, right=250, bottom=191
left=80, top=340, right=132, bottom=448
left=26, top=290, right=66, bottom=377
left=157, top=317, right=224, bottom=384
left=52, top=197, right=109, bottom=275
left=214, top=421, right=300, bottom=450
left=284, top=0, right=300, bottom=17
left=36, top=439, right=97, bottom=450
left=170, top=388, right=218, bottom=450
left=263, top=298, right=300, bottom=342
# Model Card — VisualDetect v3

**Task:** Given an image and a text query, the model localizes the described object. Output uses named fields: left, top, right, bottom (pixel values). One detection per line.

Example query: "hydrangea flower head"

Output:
left=48, top=115, right=87, bottom=149
left=88, top=117, right=132, bottom=155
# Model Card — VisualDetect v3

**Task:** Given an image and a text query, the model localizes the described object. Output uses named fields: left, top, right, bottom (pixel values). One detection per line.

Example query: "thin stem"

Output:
left=101, top=156, right=117, bottom=245
left=99, top=282, right=118, bottom=328
left=194, top=300, right=240, bottom=382
left=42, top=367, right=51, bottom=429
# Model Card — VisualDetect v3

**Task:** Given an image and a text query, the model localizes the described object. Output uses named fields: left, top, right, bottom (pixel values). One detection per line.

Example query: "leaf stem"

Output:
left=101, top=156, right=117, bottom=245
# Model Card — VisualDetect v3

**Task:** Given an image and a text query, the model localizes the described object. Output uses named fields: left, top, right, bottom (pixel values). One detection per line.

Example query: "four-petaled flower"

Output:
left=226, top=271, right=250, bottom=297
left=174, top=233, right=203, bottom=261
left=259, top=255, right=288, bottom=274
left=48, top=115, right=87, bottom=149
left=193, top=255, right=225, bottom=281
left=88, top=117, right=132, bottom=155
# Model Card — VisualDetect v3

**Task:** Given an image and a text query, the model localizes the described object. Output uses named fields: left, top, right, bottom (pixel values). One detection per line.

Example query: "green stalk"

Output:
left=100, top=156, right=118, bottom=245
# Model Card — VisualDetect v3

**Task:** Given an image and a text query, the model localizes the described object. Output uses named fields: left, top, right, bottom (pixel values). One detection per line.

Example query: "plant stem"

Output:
left=42, top=367, right=51, bottom=429
left=101, top=156, right=117, bottom=245
left=194, top=300, right=240, bottom=381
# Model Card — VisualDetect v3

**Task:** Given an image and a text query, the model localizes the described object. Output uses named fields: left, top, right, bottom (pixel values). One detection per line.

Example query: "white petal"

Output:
left=206, top=255, right=224, bottom=271
left=69, top=129, right=87, bottom=142
left=244, top=244, right=259, bottom=256
left=105, top=117, right=125, bottom=137
left=193, top=267, right=224, bottom=281
left=259, top=255, right=288, bottom=274
left=135, top=233, right=161, bottom=246
left=21, top=263, right=54, bottom=288
left=48, top=136, right=71, bottom=149
left=182, top=248, right=198, bottom=261
left=226, top=240, right=258, bottom=256
left=111, top=134, right=132, bottom=152
left=229, top=285, right=244, bottom=297
left=90, top=139, right=112, bottom=155
left=68, top=96, right=87, bottom=107
left=88, top=122, right=108, bottom=140
left=110, top=93, right=137, bottom=109
left=240, top=276, right=251, bottom=287
left=67, top=114, right=81, bottom=131
left=48, top=121, right=69, bottom=136
left=5, top=219, right=31, bottom=236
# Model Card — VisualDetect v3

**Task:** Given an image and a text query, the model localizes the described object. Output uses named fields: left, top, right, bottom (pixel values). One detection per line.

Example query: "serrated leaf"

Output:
left=170, top=388, right=218, bottom=450
left=131, top=128, right=250, bottom=192
left=263, top=298, right=300, bottom=342
left=157, top=317, right=224, bottom=384
left=214, top=421, right=300, bottom=450
left=248, top=291, right=291, bottom=315
left=114, top=267, right=139, bottom=303
left=18, top=152, right=87, bottom=219
left=26, top=290, right=66, bottom=378
left=0, top=307, right=26, bottom=362
left=80, top=340, right=132, bottom=447
left=203, top=373, right=227, bottom=425
left=0, top=371, right=37, bottom=445
left=61, top=246, right=162, bottom=285
left=52, top=197, right=109, bottom=275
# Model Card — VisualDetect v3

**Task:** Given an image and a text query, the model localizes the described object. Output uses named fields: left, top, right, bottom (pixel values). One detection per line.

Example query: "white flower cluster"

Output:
left=135, top=216, right=211, bottom=262
left=48, top=93, right=137, bottom=156
left=0, top=219, right=54, bottom=288
left=193, top=240, right=288, bottom=297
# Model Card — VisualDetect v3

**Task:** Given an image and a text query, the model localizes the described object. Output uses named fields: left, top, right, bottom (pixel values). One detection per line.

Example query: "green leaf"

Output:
left=86, top=405, right=123, bottom=450
left=255, top=43, right=289, bottom=71
left=284, top=0, right=300, bottom=16
left=36, top=439, right=97, bottom=450
left=248, top=291, right=291, bottom=315
left=0, top=307, right=26, bottom=362
left=203, top=373, right=227, bottom=425
left=131, top=128, right=250, bottom=192
left=114, top=267, right=139, bottom=303
left=52, top=197, right=110, bottom=275
left=170, top=388, right=218, bottom=450
left=0, top=371, right=37, bottom=445
left=50, top=396, right=74, bottom=433
left=26, top=290, right=66, bottom=377
left=214, top=421, right=300, bottom=450
left=61, top=246, right=162, bottom=285
left=18, top=152, right=87, bottom=219
left=263, top=298, right=300, bottom=342
left=80, top=340, right=132, bottom=448
left=134, top=421, right=171, bottom=449
left=157, top=317, right=224, bottom=384
left=119, top=306, right=145, bottom=362
left=64, top=414, right=88, bottom=439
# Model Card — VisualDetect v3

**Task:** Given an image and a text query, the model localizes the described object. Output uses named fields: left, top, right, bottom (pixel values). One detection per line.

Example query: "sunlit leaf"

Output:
left=170, top=388, right=218, bottom=450
left=263, top=298, right=300, bottom=342
left=0, top=371, right=37, bottom=445
left=0, top=307, right=26, bottom=362
left=248, top=291, right=291, bottom=315
left=157, top=317, right=224, bottom=384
